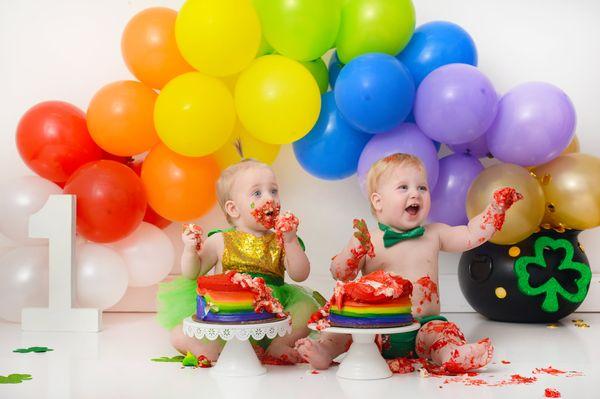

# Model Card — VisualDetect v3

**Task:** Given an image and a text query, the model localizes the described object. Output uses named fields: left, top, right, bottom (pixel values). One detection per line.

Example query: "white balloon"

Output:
left=110, top=222, right=175, bottom=287
left=0, top=246, right=49, bottom=322
left=0, top=176, right=62, bottom=245
left=75, top=243, right=128, bottom=310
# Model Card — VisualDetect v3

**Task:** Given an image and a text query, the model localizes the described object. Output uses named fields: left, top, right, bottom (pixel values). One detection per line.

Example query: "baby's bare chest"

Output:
left=363, top=233, right=440, bottom=281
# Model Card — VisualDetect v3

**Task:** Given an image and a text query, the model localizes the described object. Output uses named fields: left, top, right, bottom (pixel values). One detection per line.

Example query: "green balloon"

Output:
left=337, top=0, right=416, bottom=64
left=301, top=58, right=329, bottom=94
left=256, top=35, right=275, bottom=57
left=254, top=0, right=342, bottom=62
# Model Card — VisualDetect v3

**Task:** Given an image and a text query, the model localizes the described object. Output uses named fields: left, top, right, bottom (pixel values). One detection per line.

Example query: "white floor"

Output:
left=0, top=312, right=598, bottom=399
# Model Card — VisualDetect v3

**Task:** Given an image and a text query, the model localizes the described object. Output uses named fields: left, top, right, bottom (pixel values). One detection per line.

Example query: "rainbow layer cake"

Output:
left=196, top=271, right=284, bottom=323
left=312, top=270, right=414, bottom=329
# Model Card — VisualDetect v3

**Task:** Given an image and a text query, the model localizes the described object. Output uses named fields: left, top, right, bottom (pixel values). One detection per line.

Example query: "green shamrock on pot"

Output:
left=514, top=236, right=591, bottom=313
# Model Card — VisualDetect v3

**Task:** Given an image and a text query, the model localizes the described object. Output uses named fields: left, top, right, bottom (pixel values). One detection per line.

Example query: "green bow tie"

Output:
left=378, top=223, right=425, bottom=248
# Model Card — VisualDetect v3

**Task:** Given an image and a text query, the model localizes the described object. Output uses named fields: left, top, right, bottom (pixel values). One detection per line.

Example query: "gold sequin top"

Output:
left=221, top=230, right=285, bottom=279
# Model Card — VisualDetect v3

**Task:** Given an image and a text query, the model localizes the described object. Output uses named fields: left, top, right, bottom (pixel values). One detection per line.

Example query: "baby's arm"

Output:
left=434, top=187, right=523, bottom=253
left=330, top=219, right=373, bottom=281
left=277, top=212, right=310, bottom=282
left=180, top=224, right=219, bottom=279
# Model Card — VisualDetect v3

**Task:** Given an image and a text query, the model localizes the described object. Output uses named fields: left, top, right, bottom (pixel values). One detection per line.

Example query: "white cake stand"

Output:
left=308, top=322, right=420, bottom=380
left=183, top=316, right=292, bottom=377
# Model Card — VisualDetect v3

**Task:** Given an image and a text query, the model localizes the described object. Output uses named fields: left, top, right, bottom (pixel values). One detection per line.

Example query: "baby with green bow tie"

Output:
left=296, top=153, right=522, bottom=373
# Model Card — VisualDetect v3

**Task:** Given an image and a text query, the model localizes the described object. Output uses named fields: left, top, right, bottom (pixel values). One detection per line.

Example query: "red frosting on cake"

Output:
left=333, top=270, right=413, bottom=307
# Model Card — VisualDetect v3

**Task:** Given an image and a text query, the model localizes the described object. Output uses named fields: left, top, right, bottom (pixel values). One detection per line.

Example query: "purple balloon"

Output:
left=428, top=154, right=484, bottom=226
left=486, top=82, right=576, bottom=166
left=357, top=123, right=439, bottom=194
left=414, top=63, right=498, bottom=145
left=448, top=133, right=491, bottom=158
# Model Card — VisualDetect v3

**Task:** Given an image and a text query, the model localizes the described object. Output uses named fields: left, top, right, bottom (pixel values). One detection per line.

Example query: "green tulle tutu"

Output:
left=156, top=276, right=197, bottom=330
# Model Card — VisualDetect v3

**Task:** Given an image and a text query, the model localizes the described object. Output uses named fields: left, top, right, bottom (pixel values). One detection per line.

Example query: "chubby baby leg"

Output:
left=296, top=333, right=352, bottom=370
left=266, top=298, right=315, bottom=363
left=415, top=320, right=493, bottom=373
left=170, top=325, right=224, bottom=361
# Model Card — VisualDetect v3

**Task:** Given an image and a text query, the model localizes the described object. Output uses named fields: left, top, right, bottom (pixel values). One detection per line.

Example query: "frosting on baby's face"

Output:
left=225, top=165, right=281, bottom=234
left=370, top=163, right=431, bottom=231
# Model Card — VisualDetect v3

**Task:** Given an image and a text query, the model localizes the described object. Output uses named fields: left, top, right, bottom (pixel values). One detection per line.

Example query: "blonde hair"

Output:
left=366, top=153, right=426, bottom=214
left=216, top=159, right=272, bottom=224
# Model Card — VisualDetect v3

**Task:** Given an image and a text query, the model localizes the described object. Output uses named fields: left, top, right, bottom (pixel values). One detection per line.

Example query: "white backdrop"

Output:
left=0, top=0, right=599, bottom=312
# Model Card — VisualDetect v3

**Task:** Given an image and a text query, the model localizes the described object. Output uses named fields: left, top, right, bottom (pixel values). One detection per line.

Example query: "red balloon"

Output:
left=16, top=101, right=104, bottom=183
left=63, top=160, right=147, bottom=243
left=129, top=160, right=172, bottom=229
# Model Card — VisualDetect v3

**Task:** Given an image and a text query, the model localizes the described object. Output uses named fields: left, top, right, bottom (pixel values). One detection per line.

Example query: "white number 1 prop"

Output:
left=21, top=194, right=101, bottom=332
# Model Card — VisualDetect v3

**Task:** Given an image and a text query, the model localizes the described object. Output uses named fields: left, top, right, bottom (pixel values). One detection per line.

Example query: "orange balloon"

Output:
left=87, top=81, right=159, bottom=157
left=141, top=144, right=219, bottom=221
left=122, top=7, right=194, bottom=89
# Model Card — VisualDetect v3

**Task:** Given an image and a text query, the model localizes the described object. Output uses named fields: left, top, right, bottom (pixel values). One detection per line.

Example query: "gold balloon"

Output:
left=561, top=135, right=580, bottom=155
left=467, top=163, right=545, bottom=245
left=532, top=153, right=600, bottom=230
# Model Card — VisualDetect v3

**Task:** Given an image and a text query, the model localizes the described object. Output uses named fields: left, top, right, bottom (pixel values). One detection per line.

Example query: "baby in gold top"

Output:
left=157, top=159, right=322, bottom=363
left=297, top=153, right=523, bottom=373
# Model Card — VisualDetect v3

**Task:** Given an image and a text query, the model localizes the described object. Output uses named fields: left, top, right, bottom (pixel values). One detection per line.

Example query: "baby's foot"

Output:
left=432, top=338, right=494, bottom=374
left=265, top=342, right=302, bottom=365
left=295, top=338, right=335, bottom=370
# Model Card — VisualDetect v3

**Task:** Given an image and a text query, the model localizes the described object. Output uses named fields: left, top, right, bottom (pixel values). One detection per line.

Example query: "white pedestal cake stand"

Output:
left=183, top=316, right=292, bottom=377
left=308, top=322, right=420, bottom=380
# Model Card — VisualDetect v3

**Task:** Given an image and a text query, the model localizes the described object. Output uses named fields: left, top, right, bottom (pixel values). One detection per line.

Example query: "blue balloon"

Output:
left=328, top=51, right=344, bottom=90
left=396, top=21, right=477, bottom=87
left=335, top=53, right=415, bottom=134
left=293, top=92, right=372, bottom=180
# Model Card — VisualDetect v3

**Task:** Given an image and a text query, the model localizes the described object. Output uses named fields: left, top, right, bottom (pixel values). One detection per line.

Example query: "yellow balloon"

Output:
left=235, top=55, right=321, bottom=145
left=467, top=163, right=545, bottom=245
left=532, top=153, right=600, bottom=230
left=154, top=72, right=235, bottom=157
left=175, top=0, right=261, bottom=77
left=213, top=123, right=280, bottom=169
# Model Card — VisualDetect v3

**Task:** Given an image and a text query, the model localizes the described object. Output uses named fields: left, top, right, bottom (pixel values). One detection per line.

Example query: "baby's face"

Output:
left=370, top=164, right=431, bottom=230
left=227, top=166, right=280, bottom=232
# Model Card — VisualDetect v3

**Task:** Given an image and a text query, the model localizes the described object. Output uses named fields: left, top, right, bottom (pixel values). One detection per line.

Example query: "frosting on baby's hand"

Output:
left=182, top=223, right=203, bottom=254
left=481, top=187, right=524, bottom=231
left=275, top=211, right=299, bottom=246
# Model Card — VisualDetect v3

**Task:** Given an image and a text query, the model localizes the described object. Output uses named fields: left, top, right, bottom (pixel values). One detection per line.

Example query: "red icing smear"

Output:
left=501, top=360, right=511, bottom=364
left=508, top=374, right=537, bottom=384
left=229, top=271, right=285, bottom=316
left=251, top=200, right=281, bottom=229
left=274, top=211, right=299, bottom=247
left=197, top=355, right=212, bottom=368
left=415, top=276, right=439, bottom=306
left=545, top=388, right=562, bottom=398
left=310, top=370, right=320, bottom=375
left=533, top=366, right=565, bottom=376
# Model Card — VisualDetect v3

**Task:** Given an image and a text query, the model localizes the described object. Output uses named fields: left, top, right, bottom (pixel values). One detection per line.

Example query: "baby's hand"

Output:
left=492, top=187, right=523, bottom=213
left=182, top=223, right=203, bottom=253
left=275, top=211, right=299, bottom=244
left=352, top=218, right=375, bottom=258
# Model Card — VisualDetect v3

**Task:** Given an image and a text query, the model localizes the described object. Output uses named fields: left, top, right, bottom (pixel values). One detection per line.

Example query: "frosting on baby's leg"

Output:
left=415, top=320, right=493, bottom=373
left=411, top=276, right=440, bottom=317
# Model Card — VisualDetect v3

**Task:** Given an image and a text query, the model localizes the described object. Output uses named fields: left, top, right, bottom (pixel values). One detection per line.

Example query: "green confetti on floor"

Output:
left=151, top=355, right=184, bottom=363
left=0, top=374, right=32, bottom=384
left=13, top=346, right=53, bottom=353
